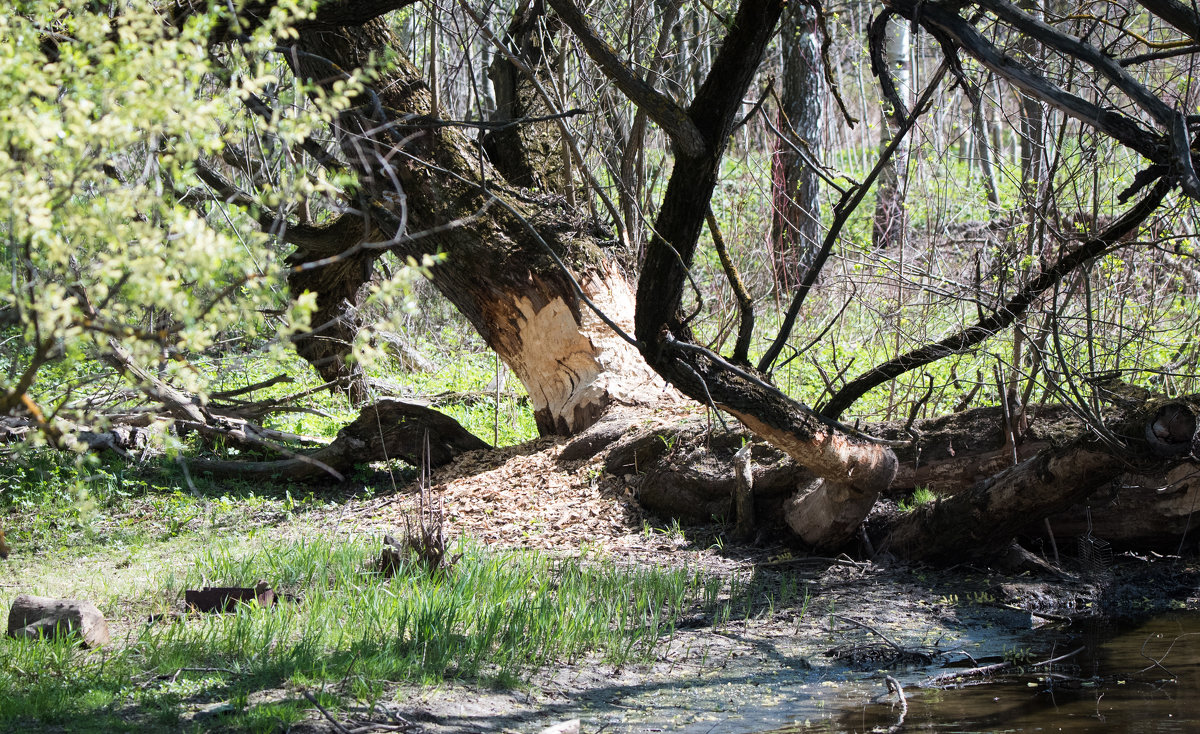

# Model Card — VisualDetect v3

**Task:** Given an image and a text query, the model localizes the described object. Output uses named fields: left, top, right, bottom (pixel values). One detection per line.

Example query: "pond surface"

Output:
left=773, top=612, right=1200, bottom=733
left=563, top=611, right=1200, bottom=733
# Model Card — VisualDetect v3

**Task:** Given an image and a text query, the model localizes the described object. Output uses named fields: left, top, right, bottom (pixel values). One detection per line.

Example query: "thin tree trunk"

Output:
left=769, top=1, right=823, bottom=290
left=967, top=80, right=1002, bottom=216
left=872, top=18, right=910, bottom=249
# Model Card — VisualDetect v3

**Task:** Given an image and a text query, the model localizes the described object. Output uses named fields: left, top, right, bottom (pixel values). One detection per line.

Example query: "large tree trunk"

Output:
left=483, top=0, right=573, bottom=195
left=608, top=399, right=1200, bottom=559
left=876, top=399, right=1200, bottom=561
left=286, top=16, right=671, bottom=436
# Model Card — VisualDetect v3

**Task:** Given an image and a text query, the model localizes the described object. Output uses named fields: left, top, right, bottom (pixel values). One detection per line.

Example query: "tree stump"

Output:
left=732, top=443, right=755, bottom=540
left=7, top=594, right=110, bottom=648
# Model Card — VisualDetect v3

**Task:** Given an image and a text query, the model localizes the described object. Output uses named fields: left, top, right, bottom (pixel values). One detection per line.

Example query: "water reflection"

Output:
left=774, top=613, right=1200, bottom=733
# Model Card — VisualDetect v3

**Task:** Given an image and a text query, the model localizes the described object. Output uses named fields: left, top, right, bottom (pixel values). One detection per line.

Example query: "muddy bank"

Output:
left=284, top=542, right=1200, bottom=734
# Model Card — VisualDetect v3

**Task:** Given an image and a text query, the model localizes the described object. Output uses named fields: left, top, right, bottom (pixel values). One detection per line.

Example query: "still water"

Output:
left=778, top=612, right=1200, bottom=733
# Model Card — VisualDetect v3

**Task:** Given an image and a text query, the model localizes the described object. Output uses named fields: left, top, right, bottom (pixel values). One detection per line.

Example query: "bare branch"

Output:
left=1135, top=0, right=1200, bottom=43
left=888, top=0, right=1164, bottom=161
left=820, top=178, right=1172, bottom=420
left=545, top=0, right=707, bottom=157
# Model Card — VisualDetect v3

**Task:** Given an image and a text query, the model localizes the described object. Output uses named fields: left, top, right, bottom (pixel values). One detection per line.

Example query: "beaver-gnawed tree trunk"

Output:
left=283, top=10, right=670, bottom=436
left=272, top=0, right=898, bottom=550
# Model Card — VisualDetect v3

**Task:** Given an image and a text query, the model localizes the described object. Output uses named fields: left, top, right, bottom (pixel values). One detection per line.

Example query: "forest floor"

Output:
left=281, top=435, right=1200, bottom=733
left=4, top=432, right=1199, bottom=733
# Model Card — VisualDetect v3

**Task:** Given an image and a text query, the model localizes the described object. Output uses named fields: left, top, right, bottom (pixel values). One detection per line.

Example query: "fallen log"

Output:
left=878, top=397, right=1200, bottom=561
left=190, top=398, right=490, bottom=480
left=185, top=581, right=276, bottom=612
left=595, top=414, right=806, bottom=523
left=1050, top=461, right=1200, bottom=551
left=597, top=399, right=1200, bottom=557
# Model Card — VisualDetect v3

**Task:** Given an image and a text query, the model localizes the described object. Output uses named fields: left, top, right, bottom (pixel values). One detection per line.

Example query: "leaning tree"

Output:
left=5, top=0, right=1200, bottom=561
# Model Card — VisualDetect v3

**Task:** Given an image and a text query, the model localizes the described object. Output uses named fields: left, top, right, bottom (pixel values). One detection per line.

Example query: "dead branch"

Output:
left=821, top=179, right=1171, bottom=419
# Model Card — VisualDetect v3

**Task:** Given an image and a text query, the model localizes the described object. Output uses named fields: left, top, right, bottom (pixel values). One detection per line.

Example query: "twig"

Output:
left=1139, top=631, right=1200, bottom=677
left=925, top=645, right=1084, bottom=686
left=831, top=614, right=904, bottom=654
left=208, top=374, right=293, bottom=400
left=758, top=555, right=866, bottom=569
left=304, top=690, right=352, bottom=734
left=706, top=207, right=754, bottom=366
left=884, top=675, right=908, bottom=734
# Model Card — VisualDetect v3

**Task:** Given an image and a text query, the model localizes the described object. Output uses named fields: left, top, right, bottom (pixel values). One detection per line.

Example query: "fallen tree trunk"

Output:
left=877, top=398, right=1200, bottom=560
left=1049, top=461, right=1200, bottom=551
left=190, top=398, right=489, bottom=481
left=878, top=442, right=1127, bottom=561
left=603, top=399, right=1200, bottom=557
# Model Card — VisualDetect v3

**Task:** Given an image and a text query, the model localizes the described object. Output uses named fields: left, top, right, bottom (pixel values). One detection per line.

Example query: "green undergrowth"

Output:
left=0, top=450, right=339, bottom=557
left=0, top=535, right=774, bottom=732
left=898, top=486, right=937, bottom=512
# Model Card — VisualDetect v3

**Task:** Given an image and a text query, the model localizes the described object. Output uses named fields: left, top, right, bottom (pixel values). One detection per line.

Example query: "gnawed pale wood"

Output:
left=501, top=261, right=677, bottom=435
left=733, top=409, right=897, bottom=549
left=538, top=720, right=581, bottom=734
left=7, top=594, right=110, bottom=648
left=290, top=20, right=672, bottom=438
left=732, top=443, right=755, bottom=540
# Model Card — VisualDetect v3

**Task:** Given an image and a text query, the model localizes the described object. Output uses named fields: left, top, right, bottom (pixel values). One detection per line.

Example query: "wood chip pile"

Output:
left=342, top=437, right=692, bottom=554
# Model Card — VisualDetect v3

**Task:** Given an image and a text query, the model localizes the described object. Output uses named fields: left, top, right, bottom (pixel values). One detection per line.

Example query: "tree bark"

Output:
left=241, top=0, right=1196, bottom=560
left=769, top=1, right=823, bottom=289
left=606, top=399, right=1200, bottom=557
left=285, top=17, right=670, bottom=436
left=483, top=0, right=573, bottom=195
left=878, top=397, right=1200, bottom=561
left=7, top=595, right=110, bottom=648
left=191, top=398, right=490, bottom=481
left=872, top=17, right=910, bottom=250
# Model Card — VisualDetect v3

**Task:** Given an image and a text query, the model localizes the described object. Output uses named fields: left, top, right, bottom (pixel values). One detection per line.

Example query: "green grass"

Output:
left=0, top=453, right=792, bottom=732
left=898, top=486, right=937, bottom=512
left=0, top=449, right=339, bottom=558
left=0, top=536, right=763, bottom=732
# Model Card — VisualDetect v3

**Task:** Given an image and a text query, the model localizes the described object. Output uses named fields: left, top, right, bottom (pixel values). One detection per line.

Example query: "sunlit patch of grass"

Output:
left=0, top=537, right=777, bottom=732
left=0, top=450, right=338, bottom=557
left=898, top=486, right=937, bottom=512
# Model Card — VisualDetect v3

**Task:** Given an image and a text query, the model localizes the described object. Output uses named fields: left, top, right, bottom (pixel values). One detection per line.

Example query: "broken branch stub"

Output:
left=185, top=581, right=276, bottom=613
left=1144, top=402, right=1199, bottom=457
